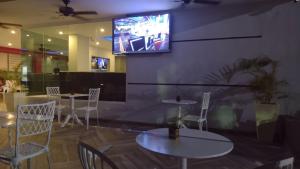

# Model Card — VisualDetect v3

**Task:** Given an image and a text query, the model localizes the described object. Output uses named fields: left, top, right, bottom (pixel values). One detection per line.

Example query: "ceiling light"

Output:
left=28, top=54, right=32, bottom=57
left=96, top=41, right=100, bottom=45
left=10, top=30, right=16, bottom=34
left=100, top=28, right=105, bottom=32
left=26, top=34, right=30, bottom=37
left=47, top=38, right=52, bottom=42
left=7, top=42, right=12, bottom=46
left=60, top=52, right=64, bottom=55
left=59, top=31, right=64, bottom=35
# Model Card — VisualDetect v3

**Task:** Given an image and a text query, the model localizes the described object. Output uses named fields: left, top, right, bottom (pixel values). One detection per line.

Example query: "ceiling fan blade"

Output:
left=73, top=11, right=97, bottom=15
left=72, top=15, right=88, bottom=20
left=193, top=0, right=220, bottom=5
left=0, top=22, right=22, bottom=27
left=0, top=24, right=9, bottom=29
left=0, top=0, right=15, bottom=2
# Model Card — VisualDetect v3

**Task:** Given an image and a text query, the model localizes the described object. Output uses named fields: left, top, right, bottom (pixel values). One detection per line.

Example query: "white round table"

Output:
left=162, top=99, right=197, bottom=127
left=136, top=128, right=234, bottom=169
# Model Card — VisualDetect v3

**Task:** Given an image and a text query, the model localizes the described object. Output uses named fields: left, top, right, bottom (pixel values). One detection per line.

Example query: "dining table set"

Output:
left=0, top=94, right=235, bottom=169
left=135, top=96, right=234, bottom=169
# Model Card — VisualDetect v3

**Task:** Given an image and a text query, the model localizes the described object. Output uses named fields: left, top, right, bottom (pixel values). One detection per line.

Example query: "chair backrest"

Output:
left=200, top=92, right=210, bottom=119
left=46, top=87, right=62, bottom=104
left=46, top=87, right=61, bottom=97
left=277, top=157, right=294, bottom=169
left=78, top=142, right=119, bottom=169
left=88, top=88, right=100, bottom=108
left=15, top=101, right=56, bottom=157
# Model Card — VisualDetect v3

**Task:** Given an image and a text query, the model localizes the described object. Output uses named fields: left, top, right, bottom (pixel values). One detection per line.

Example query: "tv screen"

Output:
left=91, top=56, right=109, bottom=71
left=113, top=13, right=170, bottom=54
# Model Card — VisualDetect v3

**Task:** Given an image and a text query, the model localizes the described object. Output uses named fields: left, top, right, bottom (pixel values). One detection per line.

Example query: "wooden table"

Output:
left=136, top=128, right=234, bottom=169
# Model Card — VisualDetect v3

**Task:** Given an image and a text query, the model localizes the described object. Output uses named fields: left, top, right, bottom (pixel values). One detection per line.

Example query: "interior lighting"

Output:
left=7, top=114, right=14, bottom=119
left=59, top=31, right=64, bottom=35
left=26, top=34, right=30, bottom=37
left=100, top=28, right=105, bottom=32
left=96, top=41, right=100, bottom=45
left=7, top=42, right=12, bottom=46
left=47, top=38, right=52, bottom=42
left=60, top=52, right=64, bottom=55
left=10, top=30, right=16, bottom=34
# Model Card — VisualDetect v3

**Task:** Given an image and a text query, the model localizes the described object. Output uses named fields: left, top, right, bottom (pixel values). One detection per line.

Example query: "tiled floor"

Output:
left=0, top=123, right=294, bottom=169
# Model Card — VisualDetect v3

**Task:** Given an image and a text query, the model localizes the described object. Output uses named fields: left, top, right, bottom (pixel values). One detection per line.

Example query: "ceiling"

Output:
left=0, top=0, right=274, bottom=28
left=0, top=0, right=181, bottom=28
left=0, top=0, right=291, bottom=51
left=27, top=21, right=113, bottom=50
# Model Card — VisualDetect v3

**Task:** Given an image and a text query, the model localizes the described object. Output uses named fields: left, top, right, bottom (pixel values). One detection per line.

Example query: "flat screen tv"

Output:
left=91, top=56, right=109, bottom=71
left=113, top=13, right=171, bottom=55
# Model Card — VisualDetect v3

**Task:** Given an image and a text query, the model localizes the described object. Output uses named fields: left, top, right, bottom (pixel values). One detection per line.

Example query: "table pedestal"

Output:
left=181, top=158, right=187, bottom=169
left=61, top=96, right=83, bottom=127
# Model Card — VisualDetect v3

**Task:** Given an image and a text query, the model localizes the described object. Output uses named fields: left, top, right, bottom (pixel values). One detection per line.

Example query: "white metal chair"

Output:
left=76, top=88, right=100, bottom=130
left=46, top=87, right=65, bottom=123
left=277, top=157, right=294, bottom=169
left=0, top=101, right=56, bottom=169
left=78, top=142, right=117, bottom=169
left=255, top=157, right=294, bottom=169
left=182, top=92, right=211, bottom=131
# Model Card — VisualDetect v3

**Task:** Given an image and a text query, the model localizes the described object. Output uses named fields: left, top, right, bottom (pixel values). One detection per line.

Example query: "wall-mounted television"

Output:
left=91, top=56, right=109, bottom=71
left=113, top=13, right=171, bottom=55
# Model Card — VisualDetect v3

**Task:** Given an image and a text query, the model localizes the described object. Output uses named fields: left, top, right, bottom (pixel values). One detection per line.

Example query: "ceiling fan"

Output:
left=58, top=0, right=97, bottom=19
left=0, top=22, right=22, bottom=29
left=175, top=0, right=221, bottom=6
left=0, top=0, right=15, bottom=2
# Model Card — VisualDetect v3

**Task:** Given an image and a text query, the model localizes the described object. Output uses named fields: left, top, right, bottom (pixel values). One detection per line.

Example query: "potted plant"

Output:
left=0, top=63, right=26, bottom=112
left=205, top=56, right=287, bottom=142
left=239, top=57, right=287, bottom=142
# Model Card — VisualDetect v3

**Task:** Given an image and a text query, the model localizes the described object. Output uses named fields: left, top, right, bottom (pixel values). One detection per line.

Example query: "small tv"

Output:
left=91, top=56, right=109, bottom=71
left=113, top=13, right=171, bottom=55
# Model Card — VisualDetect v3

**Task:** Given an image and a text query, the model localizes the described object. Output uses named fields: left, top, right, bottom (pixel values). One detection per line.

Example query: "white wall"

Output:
left=68, top=34, right=90, bottom=71
left=101, top=2, right=300, bottom=131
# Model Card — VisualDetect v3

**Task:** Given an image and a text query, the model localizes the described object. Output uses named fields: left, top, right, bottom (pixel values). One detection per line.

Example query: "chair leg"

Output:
left=57, top=110, right=61, bottom=123
left=199, top=122, right=203, bottom=131
left=12, top=163, right=20, bottom=169
left=205, top=120, right=208, bottom=131
left=27, top=158, right=31, bottom=169
left=96, top=110, right=99, bottom=126
left=86, top=111, right=89, bottom=130
left=47, top=152, right=52, bottom=169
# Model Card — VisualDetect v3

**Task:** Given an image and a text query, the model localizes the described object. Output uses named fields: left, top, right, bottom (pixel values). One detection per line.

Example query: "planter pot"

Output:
left=3, top=92, right=26, bottom=112
left=255, top=103, right=279, bottom=143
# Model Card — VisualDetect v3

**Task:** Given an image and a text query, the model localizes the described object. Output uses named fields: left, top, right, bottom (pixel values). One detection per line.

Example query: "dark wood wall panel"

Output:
left=59, top=72, right=126, bottom=102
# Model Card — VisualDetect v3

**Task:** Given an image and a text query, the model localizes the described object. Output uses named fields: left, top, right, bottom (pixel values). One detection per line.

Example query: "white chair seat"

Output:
left=0, top=143, right=46, bottom=162
left=76, top=106, right=97, bottom=112
left=183, top=114, right=206, bottom=122
left=56, top=104, right=66, bottom=110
